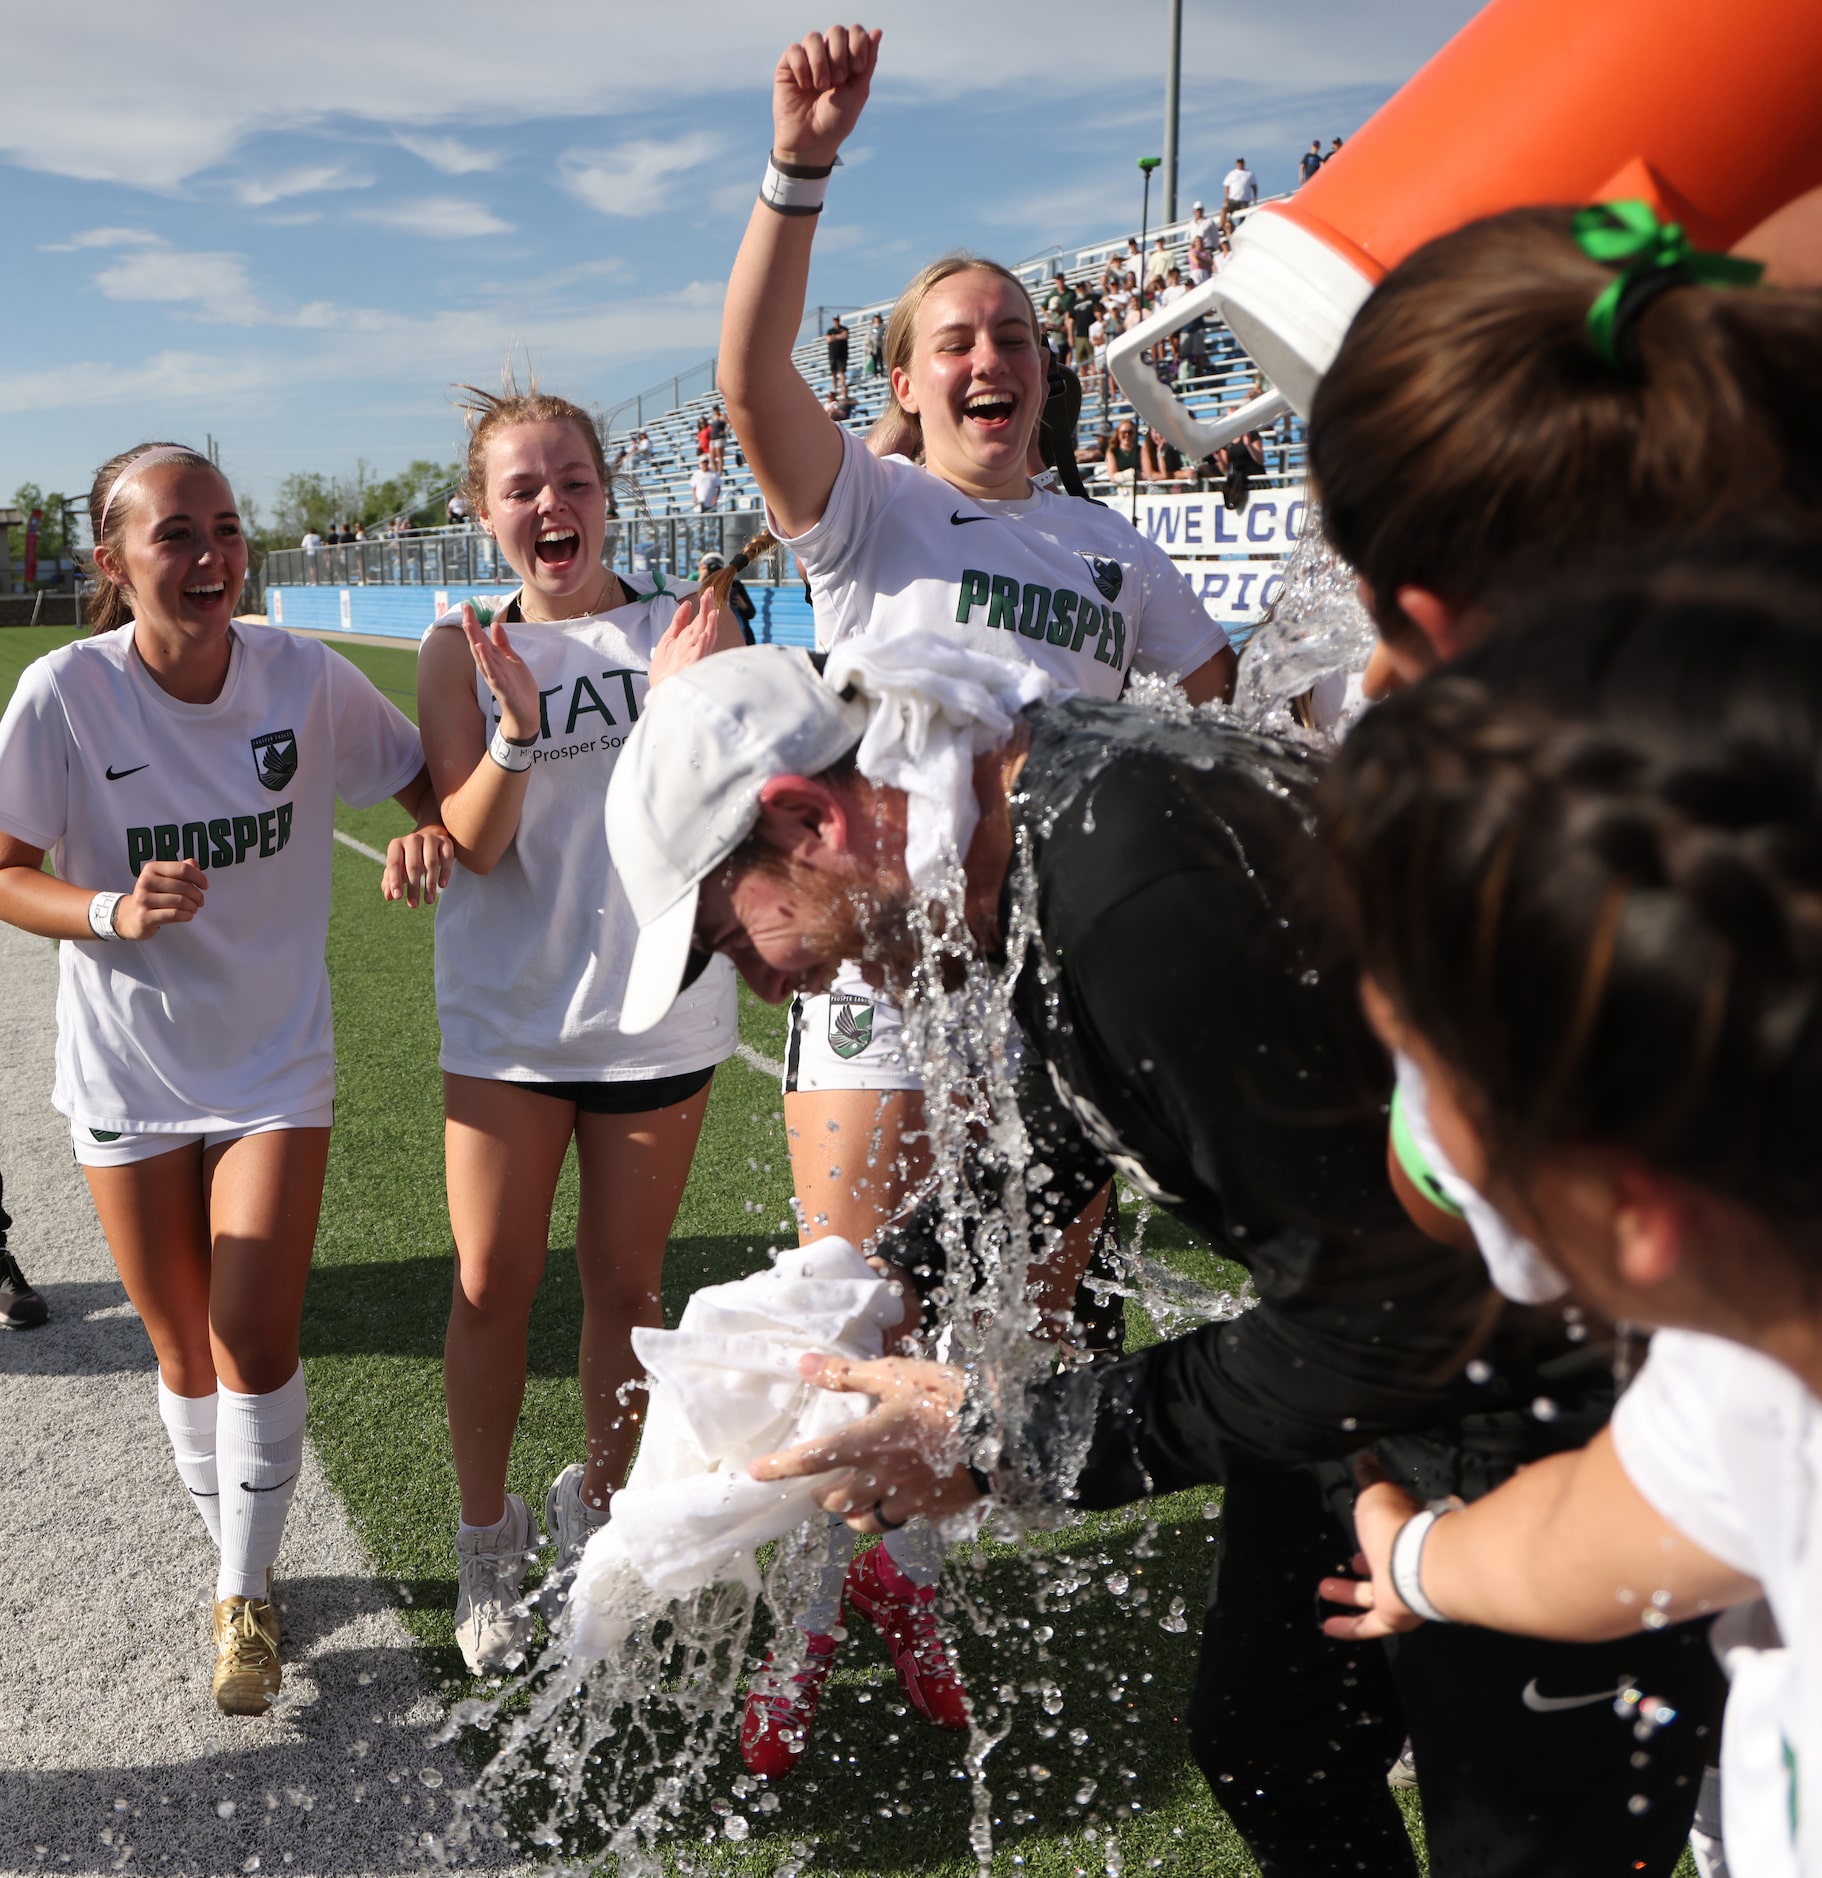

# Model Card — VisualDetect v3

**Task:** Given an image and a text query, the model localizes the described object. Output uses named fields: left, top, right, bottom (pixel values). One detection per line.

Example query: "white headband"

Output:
left=96, top=445, right=203, bottom=550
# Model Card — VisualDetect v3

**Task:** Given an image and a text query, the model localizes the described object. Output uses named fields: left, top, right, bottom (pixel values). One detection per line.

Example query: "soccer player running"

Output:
left=715, top=21, right=1236, bottom=1771
left=0, top=443, right=433, bottom=1714
left=405, top=377, right=744, bottom=1676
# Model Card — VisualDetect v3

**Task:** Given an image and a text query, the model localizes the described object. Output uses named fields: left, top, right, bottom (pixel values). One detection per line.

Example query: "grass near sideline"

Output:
left=9, top=625, right=1690, bottom=1876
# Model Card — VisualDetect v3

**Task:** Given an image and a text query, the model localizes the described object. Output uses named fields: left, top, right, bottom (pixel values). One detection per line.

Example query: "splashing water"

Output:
left=1228, top=506, right=1377, bottom=744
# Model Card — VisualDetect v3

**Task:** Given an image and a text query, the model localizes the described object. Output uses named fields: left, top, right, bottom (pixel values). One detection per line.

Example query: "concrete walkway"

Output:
left=0, top=922, right=500, bottom=1877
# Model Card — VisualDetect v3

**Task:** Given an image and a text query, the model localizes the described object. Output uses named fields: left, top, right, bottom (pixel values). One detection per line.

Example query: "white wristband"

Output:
left=88, top=891, right=124, bottom=941
left=488, top=726, right=535, bottom=773
left=1389, top=1507, right=1455, bottom=1623
left=760, top=154, right=835, bottom=217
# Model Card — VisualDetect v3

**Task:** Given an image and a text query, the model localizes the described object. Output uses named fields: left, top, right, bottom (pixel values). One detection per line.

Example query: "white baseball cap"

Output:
left=607, top=647, right=868, bottom=1035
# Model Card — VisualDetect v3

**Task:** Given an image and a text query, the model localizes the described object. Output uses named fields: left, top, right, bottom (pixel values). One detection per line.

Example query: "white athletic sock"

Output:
left=156, top=1379, right=222, bottom=1547
left=881, top=1517, right=944, bottom=1590
left=797, top=1513, right=857, bottom=1637
left=215, top=1367, right=307, bottom=1602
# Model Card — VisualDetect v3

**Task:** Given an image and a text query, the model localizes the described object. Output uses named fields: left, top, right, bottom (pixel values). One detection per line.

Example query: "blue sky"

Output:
left=2, top=1, right=1482, bottom=522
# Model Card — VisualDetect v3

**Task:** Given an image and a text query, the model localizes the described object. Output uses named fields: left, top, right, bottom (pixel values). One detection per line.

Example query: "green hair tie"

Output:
left=1571, top=200, right=1763, bottom=369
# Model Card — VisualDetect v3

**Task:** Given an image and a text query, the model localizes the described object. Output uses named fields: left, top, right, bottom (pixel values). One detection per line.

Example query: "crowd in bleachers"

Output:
left=606, top=205, right=1309, bottom=523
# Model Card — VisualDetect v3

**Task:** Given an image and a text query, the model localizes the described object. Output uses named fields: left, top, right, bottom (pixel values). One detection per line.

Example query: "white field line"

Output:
left=333, top=825, right=788, bottom=1081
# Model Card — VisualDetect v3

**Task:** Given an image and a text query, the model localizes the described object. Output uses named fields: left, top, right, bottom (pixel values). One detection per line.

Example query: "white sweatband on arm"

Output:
left=488, top=726, right=536, bottom=773
left=1389, top=1507, right=1456, bottom=1623
left=87, top=891, right=124, bottom=941
left=760, top=153, right=836, bottom=217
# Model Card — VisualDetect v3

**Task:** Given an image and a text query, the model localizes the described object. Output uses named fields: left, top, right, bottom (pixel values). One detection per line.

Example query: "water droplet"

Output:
left=1530, top=1396, right=1559, bottom=1422
left=1627, top=1795, right=1651, bottom=1816
left=215, top=1802, right=236, bottom=1821
left=724, top=1816, right=749, bottom=1842
left=419, top=1770, right=443, bottom=1789
left=1465, top=1359, right=1493, bottom=1384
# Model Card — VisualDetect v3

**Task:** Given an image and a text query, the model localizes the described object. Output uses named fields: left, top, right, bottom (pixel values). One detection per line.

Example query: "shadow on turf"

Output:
left=299, top=1235, right=776, bottom=1371
left=0, top=1277, right=158, bottom=1377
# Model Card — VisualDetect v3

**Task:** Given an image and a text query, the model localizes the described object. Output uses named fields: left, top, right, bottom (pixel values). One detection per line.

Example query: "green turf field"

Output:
left=0, top=626, right=1482, bottom=1874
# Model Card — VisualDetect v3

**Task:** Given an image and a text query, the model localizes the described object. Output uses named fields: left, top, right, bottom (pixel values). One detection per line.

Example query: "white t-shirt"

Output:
left=1223, top=166, right=1257, bottom=205
left=426, top=590, right=737, bottom=1083
left=1160, top=281, right=1188, bottom=309
left=1613, top=1329, right=1822, bottom=1877
left=691, top=467, right=721, bottom=510
left=0, top=624, right=423, bottom=1132
left=780, top=429, right=1229, bottom=698
left=1188, top=213, right=1216, bottom=246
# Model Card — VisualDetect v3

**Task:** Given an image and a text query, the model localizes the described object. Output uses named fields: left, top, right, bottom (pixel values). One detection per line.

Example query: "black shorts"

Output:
left=827, top=342, right=849, bottom=371
left=505, top=1065, right=715, bottom=1114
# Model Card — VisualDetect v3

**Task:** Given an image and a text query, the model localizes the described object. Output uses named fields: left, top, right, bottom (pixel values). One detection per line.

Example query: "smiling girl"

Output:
left=411, top=379, right=742, bottom=1675
left=714, top=21, right=1236, bottom=1775
left=0, top=442, right=432, bottom=1715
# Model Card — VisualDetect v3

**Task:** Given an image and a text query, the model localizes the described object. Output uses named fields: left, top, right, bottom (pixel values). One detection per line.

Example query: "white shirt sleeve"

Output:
left=768, top=428, right=894, bottom=578
left=1125, top=536, right=1231, bottom=680
left=1610, top=1330, right=1768, bottom=1579
left=0, top=657, right=71, bottom=852
left=320, top=645, right=426, bottom=810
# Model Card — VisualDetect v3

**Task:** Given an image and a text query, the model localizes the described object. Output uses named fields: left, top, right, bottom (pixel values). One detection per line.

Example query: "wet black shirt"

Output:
left=879, top=698, right=1614, bottom=1507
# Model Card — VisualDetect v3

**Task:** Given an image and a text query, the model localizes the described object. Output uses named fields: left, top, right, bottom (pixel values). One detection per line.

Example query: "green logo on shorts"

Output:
left=829, top=993, right=874, bottom=1060
left=90, top=1129, right=122, bottom=1143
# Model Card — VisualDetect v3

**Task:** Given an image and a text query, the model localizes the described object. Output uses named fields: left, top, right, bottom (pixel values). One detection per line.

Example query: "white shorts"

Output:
left=71, top=1105, right=335, bottom=1169
left=785, top=965, right=922, bottom=1096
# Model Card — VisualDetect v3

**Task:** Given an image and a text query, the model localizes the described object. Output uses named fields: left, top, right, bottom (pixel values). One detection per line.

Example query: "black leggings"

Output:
left=1187, top=1451, right=1724, bottom=1877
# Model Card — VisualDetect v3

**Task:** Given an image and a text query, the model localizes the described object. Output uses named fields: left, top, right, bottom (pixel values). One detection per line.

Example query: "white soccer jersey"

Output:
left=778, top=429, right=1230, bottom=697
left=1613, top=1330, right=1822, bottom=1878
left=427, top=589, right=737, bottom=1083
left=0, top=623, right=424, bottom=1133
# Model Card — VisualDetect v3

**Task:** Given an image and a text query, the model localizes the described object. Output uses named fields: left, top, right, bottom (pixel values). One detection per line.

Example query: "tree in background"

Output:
left=7, top=484, right=71, bottom=581
left=257, top=458, right=461, bottom=551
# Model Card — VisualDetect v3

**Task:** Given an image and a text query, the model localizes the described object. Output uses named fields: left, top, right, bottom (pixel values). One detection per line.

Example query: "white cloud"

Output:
left=353, top=195, right=514, bottom=239
left=558, top=132, right=727, bottom=219
left=395, top=131, right=504, bottom=175
left=92, top=247, right=268, bottom=324
left=42, top=226, right=166, bottom=252
left=230, top=162, right=372, bottom=207
left=0, top=2, right=1482, bottom=193
left=0, top=350, right=272, bottom=414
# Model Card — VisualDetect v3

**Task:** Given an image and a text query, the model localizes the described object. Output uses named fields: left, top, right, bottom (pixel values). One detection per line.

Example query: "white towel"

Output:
left=826, top=630, right=1059, bottom=889
left=563, top=1236, right=904, bottom=1662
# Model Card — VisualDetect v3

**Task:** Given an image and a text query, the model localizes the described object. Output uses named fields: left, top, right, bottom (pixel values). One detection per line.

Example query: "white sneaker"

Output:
left=544, top=1464, right=611, bottom=1575
left=454, top=1494, right=539, bottom=1675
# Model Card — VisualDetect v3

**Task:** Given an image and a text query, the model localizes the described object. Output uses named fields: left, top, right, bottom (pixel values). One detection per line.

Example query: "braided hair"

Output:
left=1321, top=546, right=1822, bottom=1227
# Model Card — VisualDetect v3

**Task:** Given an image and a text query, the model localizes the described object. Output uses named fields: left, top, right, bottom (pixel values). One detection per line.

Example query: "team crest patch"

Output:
left=1079, top=552, right=1123, bottom=602
left=829, top=992, right=875, bottom=1060
left=250, top=729, right=298, bottom=792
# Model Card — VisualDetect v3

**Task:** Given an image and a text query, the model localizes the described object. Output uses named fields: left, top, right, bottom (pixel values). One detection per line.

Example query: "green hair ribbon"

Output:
left=1571, top=200, right=1763, bottom=368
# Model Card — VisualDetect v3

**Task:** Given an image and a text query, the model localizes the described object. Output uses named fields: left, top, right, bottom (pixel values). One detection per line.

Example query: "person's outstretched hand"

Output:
left=748, top=1351, right=979, bottom=1533
left=1318, top=1462, right=1429, bottom=1640
left=459, top=603, right=541, bottom=743
left=647, top=588, right=723, bottom=689
left=773, top=23, right=883, bottom=168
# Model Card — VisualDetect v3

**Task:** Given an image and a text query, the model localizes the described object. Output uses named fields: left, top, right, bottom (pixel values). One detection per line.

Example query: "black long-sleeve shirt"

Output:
left=878, top=699, right=1614, bottom=1509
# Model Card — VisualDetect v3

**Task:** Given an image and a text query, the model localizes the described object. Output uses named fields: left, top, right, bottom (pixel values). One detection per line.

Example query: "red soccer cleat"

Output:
left=740, top=1630, right=840, bottom=1779
left=844, top=1543, right=970, bottom=1732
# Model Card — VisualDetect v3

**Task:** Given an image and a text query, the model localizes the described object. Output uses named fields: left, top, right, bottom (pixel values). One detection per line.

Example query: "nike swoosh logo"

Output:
left=949, top=511, right=991, bottom=525
left=240, top=1472, right=299, bottom=1494
left=1521, top=1676, right=1633, bottom=1713
left=105, top=763, right=148, bottom=781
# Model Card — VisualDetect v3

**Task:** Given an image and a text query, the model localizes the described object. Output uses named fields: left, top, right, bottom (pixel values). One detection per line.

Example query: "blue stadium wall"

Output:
left=266, top=581, right=819, bottom=648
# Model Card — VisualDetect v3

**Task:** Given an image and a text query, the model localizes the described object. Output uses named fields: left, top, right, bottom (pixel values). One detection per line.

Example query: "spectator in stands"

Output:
left=629, top=430, right=654, bottom=465
left=1104, top=417, right=1142, bottom=485
left=824, top=313, right=849, bottom=398
left=353, top=521, right=369, bottom=542
left=1099, top=255, right=1127, bottom=298
left=1078, top=426, right=1110, bottom=470
left=1213, top=233, right=1234, bottom=273
left=1329, top=135, right=1344, bottom=161
left=1042, top=272, right=1075, bottom=357
left=1157, top=266, right=1189, bottom=361
left=1221, top=156, right=1258, bottom=234
left=1069, top=295, right=1094, bottom=386
left=300, top=527, right=323, bottom=555
left=1145, top=235, right=1173, bottom=287
left=1087, top=306, right=1109, bottom=398
left=821, top=391, right=857, bottom=422
left=1187, top=199, right=1215, bottom=247
left=1142, top=425, right=1191, bottom=483
left=446, top=491, right=472, bottom=527
left=690, top=459, right=722, bottom=512
left=1300, top=138, right=1324, bottom=185
left=865, top=312, right=885, bottom=378
left=1186, top=234, right=1213, bottom=285
left=695, top=551, right=757, bottom=644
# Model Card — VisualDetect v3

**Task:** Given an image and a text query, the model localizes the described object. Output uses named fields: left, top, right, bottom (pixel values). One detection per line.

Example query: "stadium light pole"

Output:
left=1162, top=0, right=1182, bottom=224
left=1135, top=155, right=1163, bottom=523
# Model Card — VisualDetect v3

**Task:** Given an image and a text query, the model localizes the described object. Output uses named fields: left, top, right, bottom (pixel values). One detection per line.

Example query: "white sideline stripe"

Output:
left=334, top=827, right=390, bottom=864
left=332, top=826, right=790, bottom=1083
left=737, top=1040, right=786, bottom=1082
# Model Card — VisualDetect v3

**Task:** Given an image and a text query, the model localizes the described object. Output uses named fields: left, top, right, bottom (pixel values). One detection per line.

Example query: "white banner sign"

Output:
left=1174, top=559, right=1284, bottom=624
left=1098, top=487, right=1311, bottom=560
